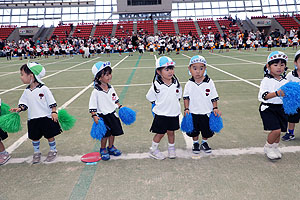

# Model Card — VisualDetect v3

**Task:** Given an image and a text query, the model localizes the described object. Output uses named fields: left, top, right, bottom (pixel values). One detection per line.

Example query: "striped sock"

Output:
left=48, top=140, right=57, bottom=152
left=32, top=141, right=40, bottom=153
left=0, top=150, right=8, bottom=155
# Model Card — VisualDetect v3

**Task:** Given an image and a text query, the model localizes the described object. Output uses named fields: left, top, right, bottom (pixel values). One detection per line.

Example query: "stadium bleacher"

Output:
left=0, top=25, right=16, bottom=40
left=50, top=24, right=71, bottom=39
left=197, top=18, right=219, bottom=35
left=177, top=19, right=198, bottom=37
left=274, top=15, right=299, bottom=32
left=157, top=20, right=176, bottom=35
left=115, top=21, right=134, bottom=38
left=94, top=22, right=114, bottom=37
left=217, top=18, right=241, bottom=34
left=72, top=23, right=94, bottom=38
left=136, top=20, right=154, bottom=35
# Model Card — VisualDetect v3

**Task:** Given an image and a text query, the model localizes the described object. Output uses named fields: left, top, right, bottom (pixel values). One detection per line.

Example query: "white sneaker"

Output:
left=168, top=146, right=176, bottom=159
left=272, top=144, right=282, bottom=159
left=264, top=145, right=278, bottom=160
left=149, top=148, right=166, bottom=160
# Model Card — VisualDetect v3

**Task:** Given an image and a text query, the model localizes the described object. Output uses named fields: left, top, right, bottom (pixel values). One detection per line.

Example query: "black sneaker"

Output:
left=192, top=143, right=200, bottom=154
left=200, top=142, right=212, bottom=153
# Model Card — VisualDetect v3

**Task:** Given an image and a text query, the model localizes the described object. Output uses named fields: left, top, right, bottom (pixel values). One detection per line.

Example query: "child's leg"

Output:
left=108, top=135, right=114, bottom=148
left=0, top=141, right=5, bottom=152
left=47, top=137, right=57, bottom=151
left=267, top=129, right=281, bottom=144
left=32, top=140, right=41, bottom=164
left=107, top=136, right=122, bottom=156
left=150, top=134, right=166, bottom=160
left=101, top=137, right=108, bottom=149
left=167, top=130, right=176, bottom=159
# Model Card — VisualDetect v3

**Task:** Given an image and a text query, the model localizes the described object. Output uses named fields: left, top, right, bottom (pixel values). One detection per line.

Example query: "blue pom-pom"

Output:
left=181, top=113, right=194, bottom=133
left=119, top=107, right=136, bottom=125
left=90, top=118, right=107, bottom=140
left=151, top=103, right=155, bottom=117
left=209, top=112, right=223, bottom=133
left=280, top=82, right=300, bottom=115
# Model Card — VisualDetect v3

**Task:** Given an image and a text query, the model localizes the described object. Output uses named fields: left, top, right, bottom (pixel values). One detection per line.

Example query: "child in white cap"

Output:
left=10, top=62, right=62, bottom=164
left=282, top=50, right=300, bottom=141
left=183, top=55, right=221, bottom=154
left=146, top=56, right=182, bottom=160
left=89, top=61, right=124, bottom=161
left=258, top=51, right=288, bottom=160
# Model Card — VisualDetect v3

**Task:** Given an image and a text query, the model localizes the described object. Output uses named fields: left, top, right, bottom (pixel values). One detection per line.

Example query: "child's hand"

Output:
left=213, top=109, right=222, bottom=117
left=51, top=112, right=58, bottom=122
left=9, top=108, right=21, bottom=112
left=93, top=116, right=100, bottom=124
left=184, top=109, right=190, bottom=117
left=277, top=89, right=285, bottom=97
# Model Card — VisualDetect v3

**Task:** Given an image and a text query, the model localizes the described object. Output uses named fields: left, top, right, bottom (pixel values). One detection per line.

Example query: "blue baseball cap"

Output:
left=156, top=56, right=175, bottom=69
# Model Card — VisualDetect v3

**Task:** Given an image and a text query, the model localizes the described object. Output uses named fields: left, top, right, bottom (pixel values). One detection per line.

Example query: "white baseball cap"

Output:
left=92, top=61, right=111, bottom=77
left=27, top=62, right=45, bottom=84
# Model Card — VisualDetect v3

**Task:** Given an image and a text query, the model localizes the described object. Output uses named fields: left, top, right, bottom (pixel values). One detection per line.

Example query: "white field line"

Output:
left=0, top=57, right=99, bottom=95
left=182, top=53, right=260, bottom=88
left=0, top=79, right=263, bottom=92
left=0, top=63, right=256, bottom=74
left=6, top=56, right=128, bottom=154
left=211, top=52, right=294, bottom=72
left=0, top=58, right=74, bottom=77
left=6, top=146, right=300, bottom=164
left=0, top=57, right=74, bottom=69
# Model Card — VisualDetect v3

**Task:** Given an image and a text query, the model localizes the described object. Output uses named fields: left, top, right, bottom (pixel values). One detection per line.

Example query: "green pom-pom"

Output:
left=0, top=102, right=11, bottom=116
left=0, top=112, right=22, bottom=133
left=58, top=109, right=76, bottom=131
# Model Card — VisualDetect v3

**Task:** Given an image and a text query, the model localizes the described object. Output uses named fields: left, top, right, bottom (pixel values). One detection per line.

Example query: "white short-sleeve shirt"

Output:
left=146, top=78, right=182, bottom=117
left=183, top=76, right=219, bottom=115
left=18, top=84, right=57, bottom=120
left=258, top=75, right=288, bottom=104
left=286, top=70, right=300, bottom=83
left=89, top=84, right=119, bottom=115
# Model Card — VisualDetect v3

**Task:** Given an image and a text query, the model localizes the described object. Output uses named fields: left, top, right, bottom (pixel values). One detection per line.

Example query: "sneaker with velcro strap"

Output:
left=282, top=133, right=295, bottom=141
left=107, top=145, right=122, bottom=156
left=192, top=143, right=200, bottom=154
left=200, top=142, right=212, bottom=153
left=100, top=148, right=110, bottom=161
left=32, top=152, right=42, bottom=164
left=149, top=148, right=166, bottom=160
left=0, top=153, right=11, bottom=165
left=44, top=150, right=58, bottom=162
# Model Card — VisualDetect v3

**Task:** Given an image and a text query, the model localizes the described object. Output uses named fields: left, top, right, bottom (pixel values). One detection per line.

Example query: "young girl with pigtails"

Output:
left=146, top=56, right=182, bottom=160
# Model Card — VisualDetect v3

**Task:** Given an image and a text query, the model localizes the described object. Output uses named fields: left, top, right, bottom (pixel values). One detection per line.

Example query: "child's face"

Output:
left=189, top=63, right=206, bottom=79
left=20, top=69, right=33, bottom=84
left=99, top=72, right=112, bottom=84
left=157, top=66, right=174, bottom=82
left=295, top=58, right=300, bottom=71
left=267, top=60, right=286, bottom=78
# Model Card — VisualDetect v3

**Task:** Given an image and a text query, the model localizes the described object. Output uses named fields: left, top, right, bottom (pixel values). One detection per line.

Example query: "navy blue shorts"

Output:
left=98, top=112, right=124, bottom=137
left=150, top=115, right=180, bottom=134
left=28, top=117, right=62, bottom=140
left=186, top=113, right=214, bottom=138
left=0, top=128, right=8, bottom=141
left=259, top=103, right=288, bottom=132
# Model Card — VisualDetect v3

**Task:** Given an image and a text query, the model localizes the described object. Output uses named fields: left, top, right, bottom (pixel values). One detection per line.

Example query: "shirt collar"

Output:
left=26, top=83, right=44, bottom=90
left=189, top=75, right=210, bottom=84
left=94, top=82, right=111, bottom=91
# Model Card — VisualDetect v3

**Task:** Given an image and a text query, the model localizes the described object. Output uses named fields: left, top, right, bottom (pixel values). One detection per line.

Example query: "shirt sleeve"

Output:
left=183, top=82, right=190, bottom=99
left=258, top=78, right=270, bottom=100
left=209, top=80, right=219, bottom=102
left=18, top=90, right=28, bottom=109
left=43, top=86, right=57, bottom=108
left=89, top=90, right=98, bottom=113
left=146, top=84, right=156, bottom=103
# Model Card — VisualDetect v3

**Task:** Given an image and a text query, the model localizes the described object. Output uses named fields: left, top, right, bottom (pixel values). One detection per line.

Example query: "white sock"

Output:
left=265, top=141, right=272, bottom=148
left=193, top=140, right=199, bottom=144
left=151, top=141, right=159, bottom=151
left=168, top=143, right=175, bottom=147
left=272, top=143, right=279, bottom=148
